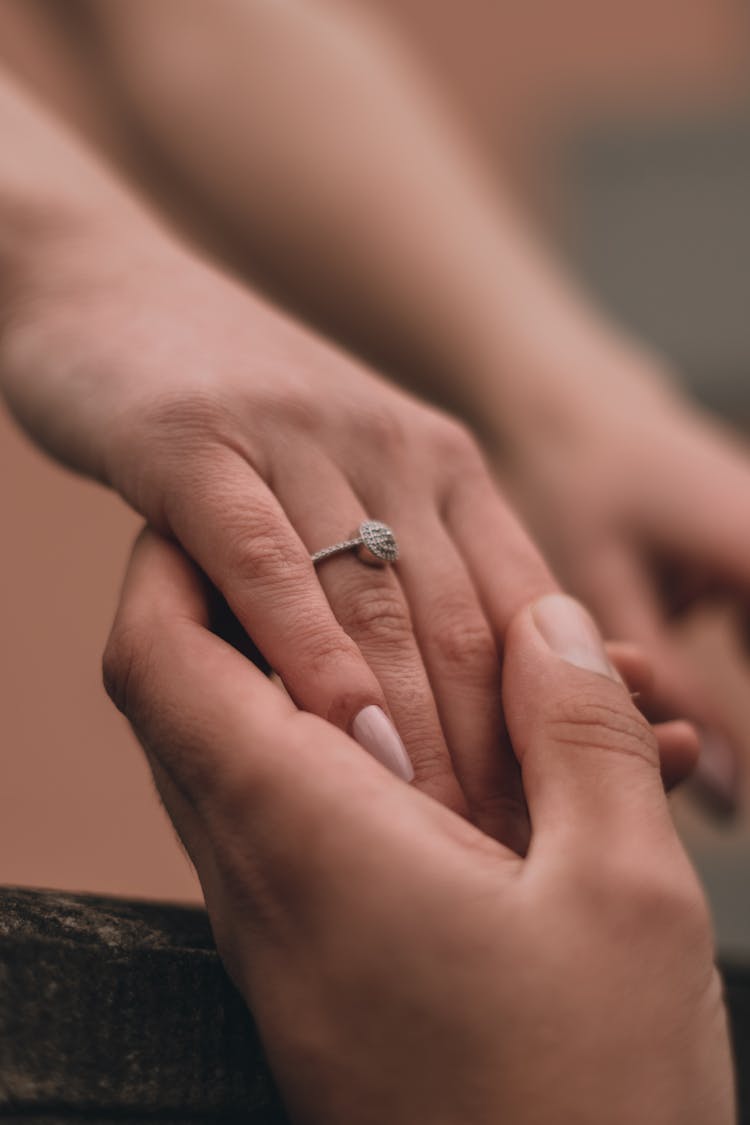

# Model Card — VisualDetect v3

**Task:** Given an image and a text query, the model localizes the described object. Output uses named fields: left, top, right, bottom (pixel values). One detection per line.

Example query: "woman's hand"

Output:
left=103, top=529, right=734, bottom=1125
left=1, top=216, right=571, bottom=837
left=0, top=63, right=699, bottom=825
left=493, top=340, right=750, bottom=812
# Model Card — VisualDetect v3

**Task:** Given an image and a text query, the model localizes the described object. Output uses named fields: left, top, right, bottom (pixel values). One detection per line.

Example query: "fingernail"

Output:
left=692, top=729, right=739, bottom=819
left=531, top=594, right=623, bottom=683
left=352, top=705, right=414, bottom=782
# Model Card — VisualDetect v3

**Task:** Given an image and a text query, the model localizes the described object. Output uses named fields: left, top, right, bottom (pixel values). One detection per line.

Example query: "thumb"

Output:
left=503, top=594, right=676, bottom=865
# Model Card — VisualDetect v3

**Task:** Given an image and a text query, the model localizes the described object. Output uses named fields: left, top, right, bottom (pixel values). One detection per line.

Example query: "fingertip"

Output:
left=656, top=719, right=701, bottom=790
left=352, top=705, right=414, bottom=782
left=606, top=641, right=655, bottom=697
left=528, top=593, right=623, bottom=684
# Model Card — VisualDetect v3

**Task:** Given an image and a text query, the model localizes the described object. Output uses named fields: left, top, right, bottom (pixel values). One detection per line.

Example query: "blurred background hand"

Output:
left=490, top=332, right=750, bottom=814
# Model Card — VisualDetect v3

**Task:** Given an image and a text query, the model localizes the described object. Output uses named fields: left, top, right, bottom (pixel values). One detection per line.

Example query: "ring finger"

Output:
left=272, top=448, right=466, bottom=813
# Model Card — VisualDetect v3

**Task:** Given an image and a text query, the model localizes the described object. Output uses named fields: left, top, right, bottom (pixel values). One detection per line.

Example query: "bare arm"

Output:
left=57, top=0, right=750, bottom=804
left=0, top=60, right=574, bottom=833
left=58, top=0, right=622, bottom=436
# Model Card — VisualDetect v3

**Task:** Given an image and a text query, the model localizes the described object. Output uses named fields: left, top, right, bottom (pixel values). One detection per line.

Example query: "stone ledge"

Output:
left=2, top=887, right=750, bottom=1122
left=0, top=888, right=286, bottom=1122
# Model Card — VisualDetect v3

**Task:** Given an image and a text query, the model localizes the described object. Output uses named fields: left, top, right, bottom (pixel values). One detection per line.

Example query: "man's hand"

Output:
left=103, top=530, right=731, bottom=1125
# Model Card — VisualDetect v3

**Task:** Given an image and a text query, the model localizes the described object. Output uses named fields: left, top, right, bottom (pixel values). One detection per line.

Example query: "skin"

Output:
left=104, top=529, right=735, bottom=1125
left=0, top=70, right=697, bottom=834
left=0, top=15, right=725, bottom=1111
left=10, top=0, right=738, bottom=805
left=0, top=69, right=554, bottom=836
left=491, top=343, right=749, bottom=807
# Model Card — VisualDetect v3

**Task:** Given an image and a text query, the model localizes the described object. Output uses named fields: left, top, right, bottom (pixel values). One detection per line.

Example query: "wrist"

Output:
left=0, top=201, right=177, bottom=482
left=475, top=314, right=684, bottom=467
left=439, top=214, right=685, bottom=459
left=0, top=186, right=159, bottom=310
left=0, top=64, right=164, bottom=315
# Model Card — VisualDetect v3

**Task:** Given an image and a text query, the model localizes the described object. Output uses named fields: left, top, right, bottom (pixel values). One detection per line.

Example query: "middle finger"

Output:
left=382, top=507, right=529, bottom=851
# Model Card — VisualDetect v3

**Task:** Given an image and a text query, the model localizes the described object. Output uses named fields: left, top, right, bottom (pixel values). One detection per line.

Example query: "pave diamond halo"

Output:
left=358, top=520, right=399, bottom=565
left=311, top=519, right=399, bottom=568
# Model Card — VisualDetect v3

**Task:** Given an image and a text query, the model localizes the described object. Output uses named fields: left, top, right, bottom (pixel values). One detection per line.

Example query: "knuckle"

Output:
left=544, top=688, right=659, bottom=772
left=226, top=524, right=300, bottom=586
left=248, top=379, right=319, bottom=438
left=210, top=496, right=307, bottom=590
left=297, top=627, right=365, bottom=684
left=352, top=404, right=409, bottom=456
left=431, top=415, right=485, bottom=472
left=114, top=392, right=257, bottom=518
left=102, top=622, right=155, bottom=720
left=139, top=390, right=240, bottom=453
left=430, top=609, right=498, bottom=678
left=340, top=585, right=414, bottom=647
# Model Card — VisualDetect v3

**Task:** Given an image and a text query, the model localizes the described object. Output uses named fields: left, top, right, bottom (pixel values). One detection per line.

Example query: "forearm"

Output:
left=64, top=0, right=657, bottom=442
left=0, top=66, right=172, bottom=474
left=0, top=65, right=142, bottom=288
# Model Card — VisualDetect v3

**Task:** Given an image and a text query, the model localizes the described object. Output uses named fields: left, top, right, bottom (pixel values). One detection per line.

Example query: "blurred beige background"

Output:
left=2, top=0, right=750, bottom=939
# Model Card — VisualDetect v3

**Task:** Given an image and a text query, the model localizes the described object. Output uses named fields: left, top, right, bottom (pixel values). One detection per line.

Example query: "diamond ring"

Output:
left=311, top=520, right=399, bottom=567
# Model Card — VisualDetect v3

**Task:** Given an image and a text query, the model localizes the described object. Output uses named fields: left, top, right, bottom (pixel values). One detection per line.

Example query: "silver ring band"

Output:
left=311, top=520, right=399, bottom=567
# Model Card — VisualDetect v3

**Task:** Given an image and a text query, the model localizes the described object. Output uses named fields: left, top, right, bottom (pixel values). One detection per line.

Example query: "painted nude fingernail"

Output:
left=531, top=594, right=623, bottom=684
left=352, top=705, right=414, bottom=782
